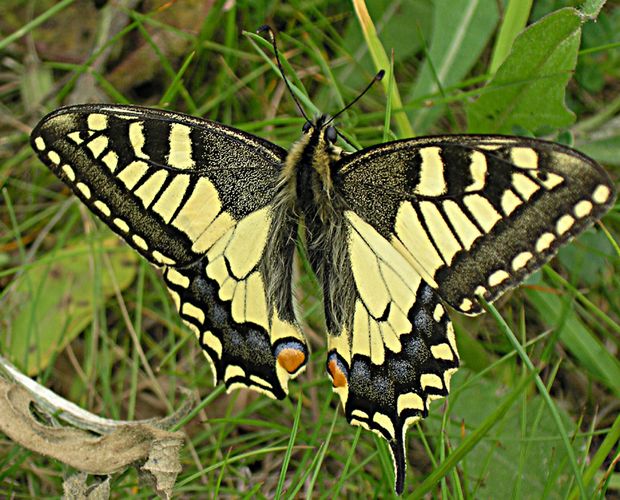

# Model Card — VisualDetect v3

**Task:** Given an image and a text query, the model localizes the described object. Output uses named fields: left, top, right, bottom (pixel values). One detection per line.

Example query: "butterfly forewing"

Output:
left=31, top=104, right=309, bottom=399
left=336, top=135, right=616, bottom=315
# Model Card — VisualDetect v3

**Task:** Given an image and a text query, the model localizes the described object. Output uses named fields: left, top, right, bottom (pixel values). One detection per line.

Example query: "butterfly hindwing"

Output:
left=324, top=211, right=458, bottom=493
left=31, top=104, right=309, bottom=398
left=336, top=135, right=615, bottom=314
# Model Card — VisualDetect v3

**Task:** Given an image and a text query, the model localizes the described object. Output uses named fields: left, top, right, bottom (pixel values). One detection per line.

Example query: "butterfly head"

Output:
left=301, top=115, right=338, bottom=146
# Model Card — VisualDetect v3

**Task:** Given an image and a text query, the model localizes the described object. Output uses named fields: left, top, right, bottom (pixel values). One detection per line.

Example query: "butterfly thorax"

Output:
left=280, top=116, right=343, bottom=223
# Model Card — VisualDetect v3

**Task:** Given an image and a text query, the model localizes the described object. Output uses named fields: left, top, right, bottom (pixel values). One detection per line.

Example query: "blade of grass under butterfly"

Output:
left=480, top=298, right=588, bottom=499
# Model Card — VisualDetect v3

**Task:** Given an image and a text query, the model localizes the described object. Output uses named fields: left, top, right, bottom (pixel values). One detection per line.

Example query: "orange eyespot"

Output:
left=326, top=352, right=349, bottom=388
left=275, top=340, right=307, bottom=374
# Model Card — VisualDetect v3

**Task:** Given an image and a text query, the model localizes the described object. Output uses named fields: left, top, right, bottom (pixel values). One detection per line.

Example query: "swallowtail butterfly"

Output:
left=30, top=27, right=615, bottom=494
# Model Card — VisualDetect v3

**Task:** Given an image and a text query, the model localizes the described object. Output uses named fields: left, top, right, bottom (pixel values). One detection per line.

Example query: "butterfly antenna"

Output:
left=326, top=69, right=385, bottom=126
left=257, top=25, right=312, bottom=124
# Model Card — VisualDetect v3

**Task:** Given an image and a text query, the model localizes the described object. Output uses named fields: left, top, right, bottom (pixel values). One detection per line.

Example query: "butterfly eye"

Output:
left=326, top=125, right=337, bottom=143
left=302, top=122, right=312, bottom=133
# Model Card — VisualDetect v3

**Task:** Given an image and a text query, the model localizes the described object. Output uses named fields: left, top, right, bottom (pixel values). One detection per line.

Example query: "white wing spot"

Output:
left=48, top=150, right=61, bottom=165
left=135, top=170, right=168, bottom=208
left=488, top=269, right=510, bottom=287
left=447, top=323, right=458, bottom=352
left=511, top=147, right=538, bottom=169
left=592, top=184, right=611, bottom=204
left=67, top=131, right=84, bottom=145
left=372, top=412, right=395, bottom=439
left=512, top=172, right=540, bottom=200
left=415, top=147, right=447, bottom=196
left=118, top=161, right=149, bottom=190
left=420, top=373, right=443, bottom=390
left=420, top=201, right=462, bottom=265
left=87, top=113, right=108, bottom=131
left=182, top=302, right=205, bottom=324
left=512, top=251, right=533, bottom=271
left=432, top=303, right=445, bottom=322
left=397, top=392, right=425, bottom=413
left=474, top=285, right=487, bottom=297
left=444, top=367, right=458, bottom=392
left=459, top=298, right=473, bottom=312
left=574, top=200, right=593, bottom=218
left=102, top=151, right=119, bottom=172
left=168, top=123, right=195, bottom=169
left=535, top=171, right=564, bottom=190
left=76, top=182, right=91, bottom=199
left=113, top=217, right=130, bottom=233
left=61, top=164, right=76, bottom=181
left=430, top=343, right=454, bottom=361
left=224, top=365, right=246, bottom=382
left=34, top=136, right=46, bottom=151
left=351, top=409, right=369, bottom=420
left=394, top=201, right=443, bottom=282
left=169, top=289, right=181, bottom=310
left=129, top=121, right=149, bottom=159
left=535, top=232, right=556, bottom=253
left=132, top=234, right=149, bottom=251
left=93, top=200, right=111, bottom=217
left=87, top=135, right=108, bottom=158
left=204, top=330, right=223, bottom=358
left=500, top=189, right=523, bottom=216
left=152, top=250, right=175, bottom=265
left=166, top=268, right=190, bottom=288
left=555, top=214, right=574, bottom=235
left=465, top=150, right=487, bottom=192
left=152, top=174, right=190, bottom=223
left=442, top=200, right=482, bottom=251
left=463, top=194, right=501, bottom=233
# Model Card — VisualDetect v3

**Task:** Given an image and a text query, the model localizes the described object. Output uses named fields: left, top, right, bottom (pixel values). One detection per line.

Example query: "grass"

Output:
left=0, top=0, right=619, bottom=498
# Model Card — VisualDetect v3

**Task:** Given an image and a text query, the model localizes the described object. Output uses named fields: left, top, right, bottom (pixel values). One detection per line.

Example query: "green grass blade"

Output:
left=488, top=0, right=533, bottom=73
left=275, top=396, right=303, bottom=498
left=525, top=289, right=620, bottom=397
left=408, top=0, right=499, bottom=133
left=480, top=299, right=588, bottom=499
left=412, top=373, right=535, bottom=497
left=352, top=0, right=413, bottom=138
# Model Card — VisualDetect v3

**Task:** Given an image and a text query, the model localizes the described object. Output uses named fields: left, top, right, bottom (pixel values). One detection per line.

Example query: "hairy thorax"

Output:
left=262, top=119, right=356, bottom=334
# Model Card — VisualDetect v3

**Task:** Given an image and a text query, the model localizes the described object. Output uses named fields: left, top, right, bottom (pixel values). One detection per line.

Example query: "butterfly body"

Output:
left=31, top=103, right=615, bottom=494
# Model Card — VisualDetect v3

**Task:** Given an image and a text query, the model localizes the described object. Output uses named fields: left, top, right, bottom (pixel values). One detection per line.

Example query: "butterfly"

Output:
left=30, top=27, right=615, bottom=494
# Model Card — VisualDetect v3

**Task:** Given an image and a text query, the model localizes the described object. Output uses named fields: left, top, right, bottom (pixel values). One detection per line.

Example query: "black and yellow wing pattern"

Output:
left=323, top=135, right=615, bottom=491
left=31, top=104, right=615, bottom=494
left=31, top=105, right=309, bottom=400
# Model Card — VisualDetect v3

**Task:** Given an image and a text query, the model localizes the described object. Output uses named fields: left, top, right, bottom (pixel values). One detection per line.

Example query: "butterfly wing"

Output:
left=324, top=211, right=458, bottom=494
left=337, top=135, right=615, bottom=314
left=325, top=135, right=615, bottom=492
left=31, top=105, right=308, bottom=399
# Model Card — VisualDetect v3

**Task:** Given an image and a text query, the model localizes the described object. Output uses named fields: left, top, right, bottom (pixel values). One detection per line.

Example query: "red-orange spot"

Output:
left=328, top=359, right=348, bottom=388
left=277, top=348, right=306, bottom=373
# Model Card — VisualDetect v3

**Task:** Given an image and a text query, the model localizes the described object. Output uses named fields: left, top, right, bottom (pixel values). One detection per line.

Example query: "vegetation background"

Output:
left=0, top=0, right=618, bottom=497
